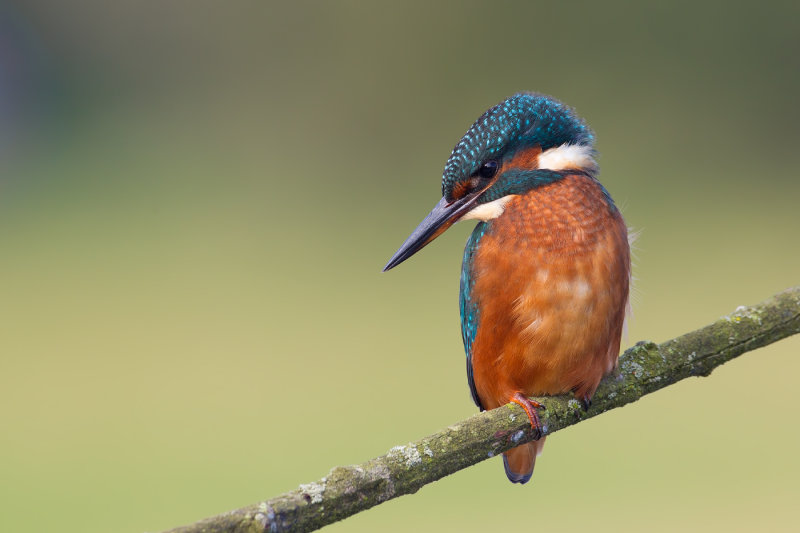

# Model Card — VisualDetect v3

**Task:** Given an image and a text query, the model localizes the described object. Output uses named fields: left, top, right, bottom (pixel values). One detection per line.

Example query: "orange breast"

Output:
left=469, top=174, right=630, bottom=409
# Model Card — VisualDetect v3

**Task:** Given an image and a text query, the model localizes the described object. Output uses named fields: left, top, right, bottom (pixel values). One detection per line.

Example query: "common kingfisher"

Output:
left=384, top=93, right=630, bottom=484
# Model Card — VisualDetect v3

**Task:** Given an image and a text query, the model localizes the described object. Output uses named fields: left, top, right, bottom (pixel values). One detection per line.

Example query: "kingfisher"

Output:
left=383, top=93, right=630, bottom=484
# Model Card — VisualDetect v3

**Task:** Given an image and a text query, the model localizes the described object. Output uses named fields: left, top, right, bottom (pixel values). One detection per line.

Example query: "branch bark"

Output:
left=164, top=286, right=800, bottom=533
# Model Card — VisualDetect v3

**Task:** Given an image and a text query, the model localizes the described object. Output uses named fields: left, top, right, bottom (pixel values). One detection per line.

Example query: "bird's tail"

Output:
left=502, top=437, right=546, bottom=484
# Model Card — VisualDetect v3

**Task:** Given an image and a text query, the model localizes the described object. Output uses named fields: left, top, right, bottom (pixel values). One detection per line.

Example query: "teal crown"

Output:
left=441, top=93, right=594, bottom=196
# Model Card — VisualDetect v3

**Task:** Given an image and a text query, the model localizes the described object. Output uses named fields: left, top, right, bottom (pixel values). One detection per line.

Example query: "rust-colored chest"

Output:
left=467, top=174, right=630, bottom=409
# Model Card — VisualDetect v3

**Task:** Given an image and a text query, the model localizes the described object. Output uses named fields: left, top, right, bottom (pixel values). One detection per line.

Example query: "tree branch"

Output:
left=163, top=286, right=800, bottom=533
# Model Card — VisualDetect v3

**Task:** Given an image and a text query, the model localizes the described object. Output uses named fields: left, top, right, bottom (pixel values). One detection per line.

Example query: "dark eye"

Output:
left=478, top=160, right=498, bottom=179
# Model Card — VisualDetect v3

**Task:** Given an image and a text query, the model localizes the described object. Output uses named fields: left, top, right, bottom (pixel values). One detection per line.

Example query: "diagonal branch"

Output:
left=164, top=286, right=800, bottom=533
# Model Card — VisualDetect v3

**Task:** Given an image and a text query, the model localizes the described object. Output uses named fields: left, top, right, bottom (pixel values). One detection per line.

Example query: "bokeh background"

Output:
left=2, top=1, right=799, bottom=532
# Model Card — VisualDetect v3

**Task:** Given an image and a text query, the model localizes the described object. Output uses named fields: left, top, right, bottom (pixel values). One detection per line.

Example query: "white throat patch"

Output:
left=538, top=143, right=596, bottom=172
left=460, top=195, right=515, bottom=222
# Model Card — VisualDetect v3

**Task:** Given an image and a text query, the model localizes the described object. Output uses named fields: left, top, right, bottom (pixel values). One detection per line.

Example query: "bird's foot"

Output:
left=510, top=392, right=545, bottom=440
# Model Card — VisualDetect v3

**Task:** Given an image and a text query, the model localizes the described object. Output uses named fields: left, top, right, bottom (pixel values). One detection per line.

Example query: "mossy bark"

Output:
left=164, top=286, right=800, bottom=533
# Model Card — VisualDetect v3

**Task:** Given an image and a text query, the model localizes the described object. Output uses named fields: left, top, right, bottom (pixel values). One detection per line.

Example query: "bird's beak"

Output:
left=383, top=194, right=478, bottom=271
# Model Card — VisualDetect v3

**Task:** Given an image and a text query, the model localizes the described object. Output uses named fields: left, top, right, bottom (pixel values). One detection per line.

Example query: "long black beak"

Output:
left=383, top=194, right=478, bottom=272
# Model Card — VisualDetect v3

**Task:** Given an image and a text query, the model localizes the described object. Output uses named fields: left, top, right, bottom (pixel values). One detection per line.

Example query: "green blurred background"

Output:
left=2, top=1, right=799, bottom=532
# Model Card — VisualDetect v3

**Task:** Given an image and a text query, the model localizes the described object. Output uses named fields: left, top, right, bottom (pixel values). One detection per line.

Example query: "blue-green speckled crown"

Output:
left=442, top=93, right=594, bottom=196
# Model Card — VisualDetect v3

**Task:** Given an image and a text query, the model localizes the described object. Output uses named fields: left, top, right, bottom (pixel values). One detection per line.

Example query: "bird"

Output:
left=383, top=93, right=630, bottom=484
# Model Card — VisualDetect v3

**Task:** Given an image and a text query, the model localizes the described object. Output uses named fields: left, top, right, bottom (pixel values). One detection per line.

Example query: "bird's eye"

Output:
left=478, top=160, right=498, bottom=179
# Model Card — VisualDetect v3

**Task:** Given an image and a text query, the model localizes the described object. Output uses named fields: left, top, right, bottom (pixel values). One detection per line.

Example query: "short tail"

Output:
left=502, top=437, right=546, bottom=484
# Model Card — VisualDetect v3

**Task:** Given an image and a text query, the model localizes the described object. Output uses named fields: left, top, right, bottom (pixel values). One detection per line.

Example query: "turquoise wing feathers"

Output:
left=460, top=222, right=487, bottom=410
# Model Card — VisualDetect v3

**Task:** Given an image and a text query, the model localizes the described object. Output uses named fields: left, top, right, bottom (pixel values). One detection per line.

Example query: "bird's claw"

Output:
left=580, top=396, right=592, bottom=411
left=511, top=392, right=545, bottom=440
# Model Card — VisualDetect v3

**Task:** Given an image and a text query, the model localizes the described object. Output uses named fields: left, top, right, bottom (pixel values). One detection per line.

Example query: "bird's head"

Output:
left=384, top=92, right=596, bottom=271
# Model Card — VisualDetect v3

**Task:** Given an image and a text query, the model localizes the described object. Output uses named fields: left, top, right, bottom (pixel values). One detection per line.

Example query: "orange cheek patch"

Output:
left=502, top=145, right=542, bottom=172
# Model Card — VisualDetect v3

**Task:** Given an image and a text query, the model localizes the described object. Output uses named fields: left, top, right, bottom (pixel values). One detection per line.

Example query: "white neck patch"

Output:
left=538, top=143, right=596, bottom=172
left=460, top=195, right=515, bottom=221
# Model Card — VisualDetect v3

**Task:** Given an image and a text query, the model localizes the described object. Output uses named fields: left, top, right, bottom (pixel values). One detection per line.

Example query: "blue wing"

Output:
left=460, top=222, right=488, bottom=410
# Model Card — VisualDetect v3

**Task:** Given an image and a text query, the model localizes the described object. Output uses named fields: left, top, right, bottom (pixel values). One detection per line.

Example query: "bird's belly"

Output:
left=504, top=270, right=621, bottom=397
left=468, top=176, right=630, bottom=409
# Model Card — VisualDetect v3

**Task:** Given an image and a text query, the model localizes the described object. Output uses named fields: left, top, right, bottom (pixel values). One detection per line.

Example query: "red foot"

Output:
left=510, top=392, right=545, bottom=440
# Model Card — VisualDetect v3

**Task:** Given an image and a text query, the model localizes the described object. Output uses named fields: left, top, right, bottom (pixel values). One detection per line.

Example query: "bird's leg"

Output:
left=510, top=392, right=545, bottom=440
